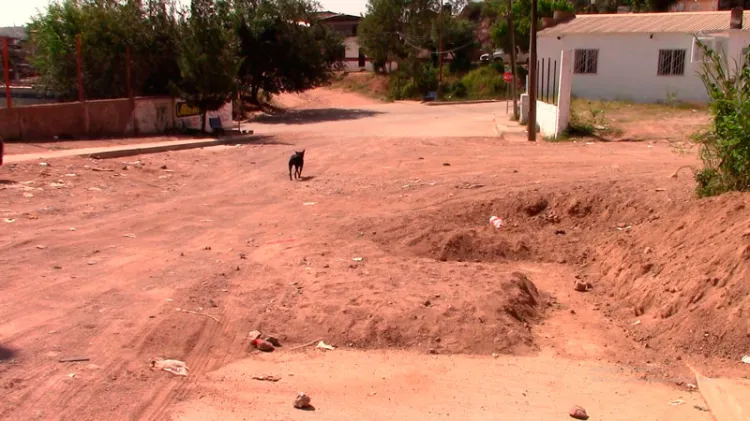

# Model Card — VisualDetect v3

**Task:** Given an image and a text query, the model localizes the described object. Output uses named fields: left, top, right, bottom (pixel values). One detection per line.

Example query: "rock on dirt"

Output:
left=569, top=405, right=589, bottom=420
left=294, top=392, right=312, bottom=409
left=248, top=330, right=262, bottom=341
left=574, top=281, right=589, bottom=292
left=251, top=338, right=275, bottom=352
left=266, top=336, right=282, bottom=347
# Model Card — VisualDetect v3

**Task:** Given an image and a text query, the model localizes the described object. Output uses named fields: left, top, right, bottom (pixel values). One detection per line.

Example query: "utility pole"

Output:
left=437, top=0, right=444, bottom=99
left=528, top=0, right=538, bottom=141
left=507, top=0, right=518, bottom=120
left=3, top=37, right=11, bottom=109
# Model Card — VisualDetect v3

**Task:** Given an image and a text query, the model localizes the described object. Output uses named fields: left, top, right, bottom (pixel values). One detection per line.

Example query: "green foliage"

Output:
left=694, top=39, right=750, bottom=197
left=173, top=0, right=240, bottom=132
left=459, top=65, right=507, bottom=98
left=232, top=0, right=344, bottom=103
left=28, top=0, right=181, bottom=100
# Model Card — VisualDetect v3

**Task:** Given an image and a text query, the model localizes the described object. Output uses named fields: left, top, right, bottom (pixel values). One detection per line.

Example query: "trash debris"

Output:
left=669, top=399, right=686, bottom=406
left=694, top=405, right=709, bottom=412
left=69, top=227, right=76, bottom=231
left=123, top=233, right=136, bottom=238
left=67, top=373, right=76, bottom=378
left=252, top=338, right=275, bottom=352
left=686, top=383, right=697, bottom=390
left=266, top=336, right=282, bottom=347
left=316, top=341, right=335, bottom=351
left=294, top=392, right=312, bottom=409
left=489, top=216, right=503, bottom=229
left=616, top=225, right=632, bottom=231
left=442, top=163, right=451, bottom=166
left=252, top=375, right=281, bottom=382
left=352, top=257, right=363, bottom=262
left=303, top=202, right=317, bottom=206
left=569, top=405, right=589, bottom=420
left=40, top=162, right=49, bottom=167
left=4, top=218, right=15, bottom=223
left=36, top=245, right=47, bottom=250
left=741, top=355, right=750, bottom=364
left=58, top=356, right=90, bottom=363
left=632, top=320, right=641, bottom=326
left=655, top=188, right=666, bottom=192
left=248, top=330, right=262, bottom=341
left=151, top=359, right=189, bottom=377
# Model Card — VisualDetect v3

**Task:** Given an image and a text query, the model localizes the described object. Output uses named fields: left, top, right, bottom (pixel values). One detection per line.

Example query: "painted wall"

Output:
left=174, top=100, right=233, bottom=133
left=538, top=31, right=750, bottom=103
left=0, top=97, right=233, bottom=141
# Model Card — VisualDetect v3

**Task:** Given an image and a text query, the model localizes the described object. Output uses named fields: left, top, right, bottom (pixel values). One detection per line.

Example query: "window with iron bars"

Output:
left=657, top=49, right=686, bottom=76
left=573, top=49, right=598, bottom=74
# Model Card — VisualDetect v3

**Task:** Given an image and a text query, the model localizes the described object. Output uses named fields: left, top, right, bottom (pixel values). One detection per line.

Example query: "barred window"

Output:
left=657, top=49, right=686, bottom=76
left=574, top=49, right=598, bottom=74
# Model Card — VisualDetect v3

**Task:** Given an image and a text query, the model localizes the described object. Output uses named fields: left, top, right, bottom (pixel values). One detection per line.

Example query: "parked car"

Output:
left=479, top=50, right=504, bottom=63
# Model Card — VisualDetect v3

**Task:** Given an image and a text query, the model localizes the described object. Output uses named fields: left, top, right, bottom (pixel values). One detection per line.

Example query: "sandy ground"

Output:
left=0, top=88, right=746, bottom=421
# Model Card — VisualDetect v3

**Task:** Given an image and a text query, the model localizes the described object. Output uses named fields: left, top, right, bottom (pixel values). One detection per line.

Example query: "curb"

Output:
left=425, top=99, right=502, bottom=107
left=89, top=134, right=255, bottom=159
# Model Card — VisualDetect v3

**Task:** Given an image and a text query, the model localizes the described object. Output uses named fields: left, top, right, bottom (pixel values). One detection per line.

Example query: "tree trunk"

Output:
left=201, top=111, right=207, bottom=133
left=250, top=84, right=260, bottom=105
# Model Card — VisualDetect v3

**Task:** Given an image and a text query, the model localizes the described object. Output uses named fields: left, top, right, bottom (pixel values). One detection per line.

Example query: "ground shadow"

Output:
left=0, top=345, right=19, bottom=360
left=0, top=179, right=18, bottom=185
left=296, top=175, right=315, bottom=182
left=254, top=108, right=382, bottom=125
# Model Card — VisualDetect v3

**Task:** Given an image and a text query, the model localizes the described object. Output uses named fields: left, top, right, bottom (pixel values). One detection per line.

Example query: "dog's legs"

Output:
left=289, top=163, right=293, bottom=180
left=297, top=164, right=303, bottom=179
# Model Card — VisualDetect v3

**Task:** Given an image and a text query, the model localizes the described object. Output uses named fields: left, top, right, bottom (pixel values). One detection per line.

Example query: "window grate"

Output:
left=574, top=49, right=598, bottom=74
left=658, top=49, right=686, bottom=76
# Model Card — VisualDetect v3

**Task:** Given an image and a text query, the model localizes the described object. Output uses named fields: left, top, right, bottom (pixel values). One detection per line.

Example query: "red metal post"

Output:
left=76, top=34, right=84, bottom=102
left=3, top=37, right=11, bottom=109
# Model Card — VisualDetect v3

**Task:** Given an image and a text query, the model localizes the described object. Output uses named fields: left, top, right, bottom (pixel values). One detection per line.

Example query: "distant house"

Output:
left=316, top=12, right=374, bottom=71
left=538, top=10, right=750, bottom=103
left=0, top=26, right=35, bottom=82
left=670, top=0, right=750, bottom=12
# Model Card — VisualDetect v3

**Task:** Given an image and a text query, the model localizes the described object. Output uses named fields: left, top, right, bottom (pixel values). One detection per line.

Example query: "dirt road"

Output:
left=0, top=89, right=744, bottom=420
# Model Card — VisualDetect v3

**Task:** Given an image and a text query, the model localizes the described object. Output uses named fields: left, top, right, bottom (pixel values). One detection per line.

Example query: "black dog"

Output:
left=288, top=149, right=305, bottom=180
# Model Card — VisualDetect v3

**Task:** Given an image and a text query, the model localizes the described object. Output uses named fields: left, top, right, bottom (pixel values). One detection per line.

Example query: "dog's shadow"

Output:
left=297, top=175, right=315, bottom=182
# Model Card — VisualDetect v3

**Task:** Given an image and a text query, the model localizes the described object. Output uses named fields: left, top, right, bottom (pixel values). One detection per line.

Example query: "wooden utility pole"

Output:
left=507, top=1, right=518, bottom=120
left=2, top=37, right=11, bottom=109
left=527, top=0, right=538, bottom=141
left=437, top=0, right=444, bottom=99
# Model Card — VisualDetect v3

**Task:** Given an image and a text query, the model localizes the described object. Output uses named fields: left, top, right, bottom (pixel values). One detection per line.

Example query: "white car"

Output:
left=480, top=50, right=504, bottom=62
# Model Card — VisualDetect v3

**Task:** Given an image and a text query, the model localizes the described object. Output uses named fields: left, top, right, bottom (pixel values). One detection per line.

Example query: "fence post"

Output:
left=3, top=37, right=11, bottom=109
left=556, top=50, right=574, bottom=135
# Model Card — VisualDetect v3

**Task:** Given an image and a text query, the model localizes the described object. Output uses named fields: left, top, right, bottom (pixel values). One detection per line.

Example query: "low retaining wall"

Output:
left=1, top=97, right=233, bottom=141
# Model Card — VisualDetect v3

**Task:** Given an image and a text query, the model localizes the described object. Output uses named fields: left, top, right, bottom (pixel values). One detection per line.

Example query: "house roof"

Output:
left=0, top=26, right=27, bottom=41
left=539, top=11, right=750, bottom=36
left=318, top=13, right=361, bottom=22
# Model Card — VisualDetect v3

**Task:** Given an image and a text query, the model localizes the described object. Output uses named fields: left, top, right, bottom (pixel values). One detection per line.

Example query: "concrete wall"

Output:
left=0, top=96, right=232, bottom=141
left=538, top=31, right=750, bottom=103
left=519, top=50, right=573, bottom=139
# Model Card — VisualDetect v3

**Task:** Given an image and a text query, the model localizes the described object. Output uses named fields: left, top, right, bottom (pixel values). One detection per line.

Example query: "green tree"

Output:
left=358, top=0, right=407, bottom=73
left=232, top=0, right=344, bottom=104
left=174, top=0, right=241, bottom=131
left=28, top=0, right=181, bottom=100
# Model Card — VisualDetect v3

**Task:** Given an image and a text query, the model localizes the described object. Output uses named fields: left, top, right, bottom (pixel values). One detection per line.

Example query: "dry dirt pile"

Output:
left=373, top=180, right=750, bottom=359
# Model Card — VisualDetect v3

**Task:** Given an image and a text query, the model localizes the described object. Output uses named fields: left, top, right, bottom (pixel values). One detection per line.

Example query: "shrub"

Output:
left=460, top=66, right=507, bottom=99
left=694, top=39, right=750, bottom=196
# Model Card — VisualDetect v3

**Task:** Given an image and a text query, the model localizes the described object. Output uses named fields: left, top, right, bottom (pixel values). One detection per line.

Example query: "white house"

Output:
left=317, top=12, right=374, bottom=72
left=538, top=10, right=750, bottom=103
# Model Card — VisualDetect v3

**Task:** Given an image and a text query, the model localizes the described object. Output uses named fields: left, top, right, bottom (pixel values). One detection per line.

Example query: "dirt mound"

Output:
left=373, top=181, right=750, bottom=359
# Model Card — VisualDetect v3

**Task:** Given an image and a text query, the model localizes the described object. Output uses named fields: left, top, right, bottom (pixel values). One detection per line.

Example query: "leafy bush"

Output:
left=450, top=81, right=468, bottom=98
left=694, top=40, right=750, bottom=197
left=460, top=66, right=507, bottom=99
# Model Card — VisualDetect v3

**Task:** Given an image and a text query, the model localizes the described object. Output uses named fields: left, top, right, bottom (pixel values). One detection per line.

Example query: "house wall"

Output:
left=538, top=31, right=750, bottom=103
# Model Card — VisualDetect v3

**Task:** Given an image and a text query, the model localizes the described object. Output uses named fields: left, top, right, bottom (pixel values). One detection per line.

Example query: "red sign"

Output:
left=503, top=72, right=513, bottom=83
